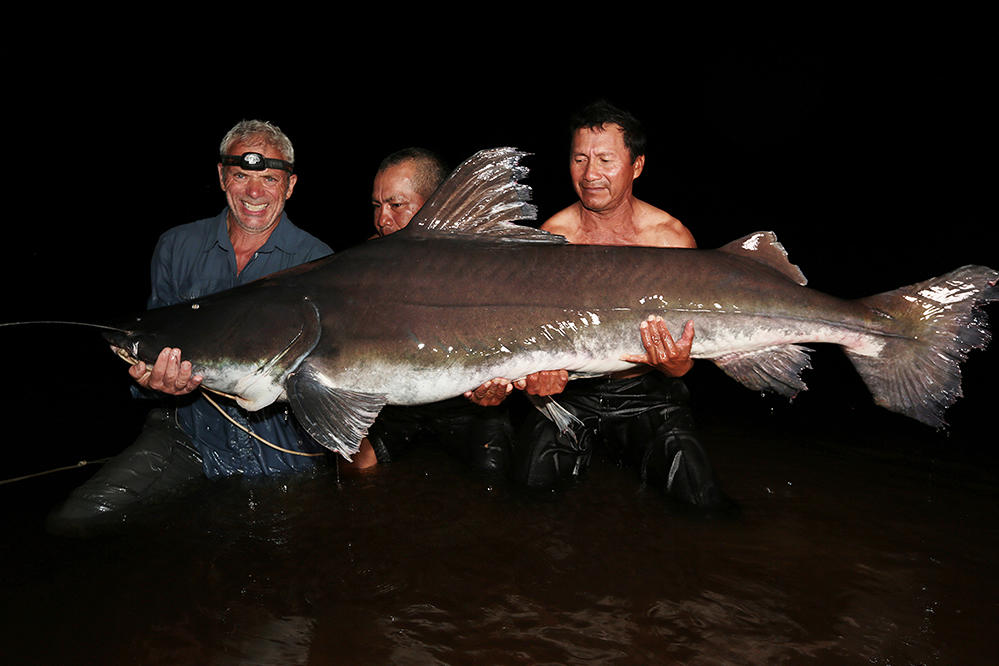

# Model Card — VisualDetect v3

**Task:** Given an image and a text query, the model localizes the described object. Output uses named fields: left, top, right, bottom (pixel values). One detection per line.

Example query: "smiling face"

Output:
left=217, top=139, right=297, bottom=236
left=371, top=160, right=426, bottom=237
left=570, top=123, right=645, bottom=214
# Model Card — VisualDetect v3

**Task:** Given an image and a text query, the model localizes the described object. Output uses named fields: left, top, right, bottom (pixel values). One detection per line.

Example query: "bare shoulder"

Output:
left=634, top=200, right=697, bottom=248
left=540, top=204, right=581, bottom=240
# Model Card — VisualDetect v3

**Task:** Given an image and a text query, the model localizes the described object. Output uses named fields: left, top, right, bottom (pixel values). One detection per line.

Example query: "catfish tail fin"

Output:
left=846, top=265, right=997, bottom=428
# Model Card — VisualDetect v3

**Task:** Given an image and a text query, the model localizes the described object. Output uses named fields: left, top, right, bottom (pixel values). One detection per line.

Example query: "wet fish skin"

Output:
left=103, top=148, right=997, bottom=459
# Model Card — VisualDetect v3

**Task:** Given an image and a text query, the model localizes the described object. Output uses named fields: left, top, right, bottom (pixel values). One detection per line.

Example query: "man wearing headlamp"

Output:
left=217, top=150, right=296, bottom=241
left=49, top=120, right=333, bottom=531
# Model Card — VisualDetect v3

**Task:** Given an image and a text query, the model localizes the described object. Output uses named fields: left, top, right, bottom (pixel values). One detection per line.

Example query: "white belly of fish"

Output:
left=327, top=351, right=633, bottom=405
left=310, top=312, right=891, bottom=407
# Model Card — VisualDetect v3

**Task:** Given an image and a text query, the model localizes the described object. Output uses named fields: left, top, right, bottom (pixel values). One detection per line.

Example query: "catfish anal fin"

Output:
left=713, top=344, right=813, bottom=397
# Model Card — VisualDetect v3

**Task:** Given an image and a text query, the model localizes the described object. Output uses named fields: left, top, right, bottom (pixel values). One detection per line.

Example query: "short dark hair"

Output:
left=377, top=147, right=449, bottom=200
left=569, top=100, right=646, bottom=163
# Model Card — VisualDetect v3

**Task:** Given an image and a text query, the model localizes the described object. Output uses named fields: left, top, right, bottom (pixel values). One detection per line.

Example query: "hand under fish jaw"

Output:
left=113, top=345, right=204, bottom=397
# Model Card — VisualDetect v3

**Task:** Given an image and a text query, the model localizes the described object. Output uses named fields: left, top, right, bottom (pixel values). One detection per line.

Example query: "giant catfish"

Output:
left=102, top=148, right=997, bottom=459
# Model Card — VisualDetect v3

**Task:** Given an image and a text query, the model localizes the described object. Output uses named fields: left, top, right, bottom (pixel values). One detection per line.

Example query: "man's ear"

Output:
left=632, top=154, right=645, bottom=180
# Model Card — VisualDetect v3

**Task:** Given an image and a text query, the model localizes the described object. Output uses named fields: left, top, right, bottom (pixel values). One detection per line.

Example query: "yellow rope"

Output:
left=117, top=351, right=324, bottom=458
left=199, top=389, right=325, bottom=457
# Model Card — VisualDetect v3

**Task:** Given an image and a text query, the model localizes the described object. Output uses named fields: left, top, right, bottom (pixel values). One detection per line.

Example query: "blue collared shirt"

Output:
left=148, top=209, right=334, bottom=477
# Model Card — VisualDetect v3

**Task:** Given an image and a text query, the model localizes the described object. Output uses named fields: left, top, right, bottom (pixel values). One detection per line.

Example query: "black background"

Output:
left=2, top=27, right=995, bottom=474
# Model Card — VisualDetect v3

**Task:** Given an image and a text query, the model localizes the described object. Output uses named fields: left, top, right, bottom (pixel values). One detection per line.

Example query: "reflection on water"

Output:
left=2, top=410, right=998, bottom=665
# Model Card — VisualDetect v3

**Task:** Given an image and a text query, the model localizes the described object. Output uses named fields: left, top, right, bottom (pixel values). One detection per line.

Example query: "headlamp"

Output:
left=220, top=152, right=294, bottom=174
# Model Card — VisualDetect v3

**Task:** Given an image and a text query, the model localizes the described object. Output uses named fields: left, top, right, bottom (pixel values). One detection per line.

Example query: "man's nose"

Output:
left=374, top=205, right=395, bottom=232
left=245, top=175, right=266, bottom=198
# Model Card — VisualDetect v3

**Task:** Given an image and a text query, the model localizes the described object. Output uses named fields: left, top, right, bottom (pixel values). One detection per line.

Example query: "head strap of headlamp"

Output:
left=220, top=151, right=294, bottom=174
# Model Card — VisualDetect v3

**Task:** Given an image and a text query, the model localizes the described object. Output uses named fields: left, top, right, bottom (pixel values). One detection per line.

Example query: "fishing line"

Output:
left=0, top=458, right=112, bottom=486
left=0, top=394, right=325, bottom=488
left=0, top=320, right=131, bottom=333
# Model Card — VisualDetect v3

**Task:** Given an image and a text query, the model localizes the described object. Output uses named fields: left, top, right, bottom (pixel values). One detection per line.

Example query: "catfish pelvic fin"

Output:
left=719, top=231, right=808, bottom=285
left=407, top=147, right=565, bottom=244
left=285, top=361, right=386, bottom=461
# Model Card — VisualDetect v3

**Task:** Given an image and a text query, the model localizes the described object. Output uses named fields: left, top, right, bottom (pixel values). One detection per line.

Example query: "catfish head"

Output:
left=104, top=283, right=322, bottom=411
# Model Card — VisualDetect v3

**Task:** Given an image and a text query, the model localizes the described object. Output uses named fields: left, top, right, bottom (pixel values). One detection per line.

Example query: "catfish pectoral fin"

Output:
left=286, top=362, right=386, bottom=461
left=713, top=344, right=814, bottom=397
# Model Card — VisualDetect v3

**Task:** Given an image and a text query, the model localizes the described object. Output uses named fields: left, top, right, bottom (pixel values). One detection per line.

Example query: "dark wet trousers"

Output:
left=511, top=373, right=727, bottom=507
left=46, top=408, right=203, bottom=533
left=367, top=397, right=512, bottom=474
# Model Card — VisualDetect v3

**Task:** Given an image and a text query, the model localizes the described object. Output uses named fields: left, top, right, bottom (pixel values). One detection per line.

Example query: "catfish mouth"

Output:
left=110, top=344, right=140, bottom=366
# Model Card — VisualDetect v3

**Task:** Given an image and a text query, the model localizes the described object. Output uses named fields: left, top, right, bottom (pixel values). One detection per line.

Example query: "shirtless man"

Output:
left=542, top=101, right=696, bottom=378
left=543, top=124, right=695, bottom=247
left=512, top=100, right=726, bottom=507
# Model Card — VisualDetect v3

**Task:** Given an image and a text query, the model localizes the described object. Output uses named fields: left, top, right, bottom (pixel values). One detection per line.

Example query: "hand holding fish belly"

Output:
left=462, top=370, right=570, bottom=406
left=463, top=377, right=513, bottom=406
left=515, top=369, right=570, bottom=395
left=619, top=317, right=695, bottom=378
left=464, top=317, right=691, bottom=405
left=126, top=346, right=203, bottom=395
left=464, top=370, right=570, bottom=406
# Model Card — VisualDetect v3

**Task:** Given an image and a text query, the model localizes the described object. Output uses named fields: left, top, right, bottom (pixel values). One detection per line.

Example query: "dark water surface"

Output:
left=3, top=389, right=997, bottom=665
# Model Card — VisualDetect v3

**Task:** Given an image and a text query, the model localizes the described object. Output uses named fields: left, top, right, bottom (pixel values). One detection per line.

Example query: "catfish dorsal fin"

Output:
left=407, top=147, right=566, bottom=244
left=719, top=231, right=807, bottom=285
